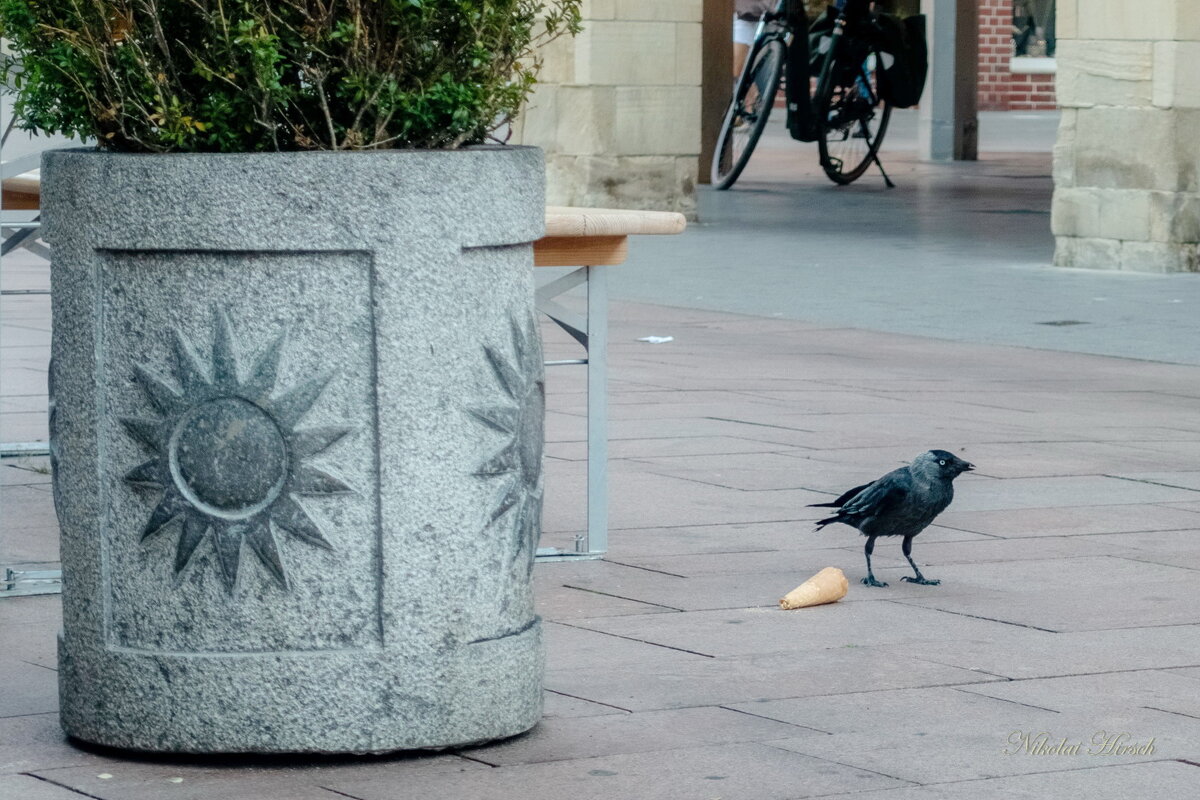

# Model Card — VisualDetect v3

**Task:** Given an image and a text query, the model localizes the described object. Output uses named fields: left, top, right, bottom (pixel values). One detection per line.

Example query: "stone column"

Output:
left=515, top=1, right=702, bottom=216
left=919, top=0, right=979, bottom=161
left=1052, top=0, right=1199, bottom=272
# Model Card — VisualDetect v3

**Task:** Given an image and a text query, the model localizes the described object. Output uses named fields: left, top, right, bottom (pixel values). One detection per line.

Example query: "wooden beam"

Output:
left=2, top=177, right=41, bottom=210
left=954, top=0, right=979, bottom=160
left=545, top=206, right=687, bottom=237
left=534, top=235, right=628, bottom=267
left=699, top=0, right=734, bottom=185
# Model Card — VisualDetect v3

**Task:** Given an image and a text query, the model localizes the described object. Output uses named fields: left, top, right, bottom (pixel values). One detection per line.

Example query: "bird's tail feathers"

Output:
left=812, top=514, right=841, bottom=531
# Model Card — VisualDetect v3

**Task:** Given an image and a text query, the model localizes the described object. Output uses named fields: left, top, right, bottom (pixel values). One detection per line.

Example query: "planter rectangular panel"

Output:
left=97, top=249, right=383, bottom=654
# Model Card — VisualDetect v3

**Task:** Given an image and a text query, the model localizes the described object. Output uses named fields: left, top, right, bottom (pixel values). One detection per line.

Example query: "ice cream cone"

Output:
left=779, top=567, right=849, bottom=609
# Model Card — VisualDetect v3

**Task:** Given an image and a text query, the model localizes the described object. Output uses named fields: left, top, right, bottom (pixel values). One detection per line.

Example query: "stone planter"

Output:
left=45, top=147, right=547, bottom=753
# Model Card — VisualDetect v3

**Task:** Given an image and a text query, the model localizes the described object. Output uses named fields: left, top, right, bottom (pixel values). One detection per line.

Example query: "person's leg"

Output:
left=732, top=17, right=757, bottom=78
left=733, top=42, right=751, bottom=78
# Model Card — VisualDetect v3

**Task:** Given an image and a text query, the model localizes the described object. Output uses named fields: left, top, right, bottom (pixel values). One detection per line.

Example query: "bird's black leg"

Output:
left=862, top=536, right=887, bottom=587
left=899, top=536, right=940, bottom=585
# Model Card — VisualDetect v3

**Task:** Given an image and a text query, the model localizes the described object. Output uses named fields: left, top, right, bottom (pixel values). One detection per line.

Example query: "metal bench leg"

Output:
left=585, top=263, right=608, bottom=555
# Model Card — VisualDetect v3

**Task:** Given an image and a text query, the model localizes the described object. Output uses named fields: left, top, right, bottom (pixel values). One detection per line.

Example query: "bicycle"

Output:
left=712, top=0, right=894, bottom=189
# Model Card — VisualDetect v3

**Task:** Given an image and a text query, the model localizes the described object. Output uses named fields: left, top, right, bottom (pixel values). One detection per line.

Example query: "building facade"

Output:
left=1051, top=0, right=1199, bottom=271
left=512, top=1, right=703, bottom=217
left=517, top=1, right=1197, bottom=272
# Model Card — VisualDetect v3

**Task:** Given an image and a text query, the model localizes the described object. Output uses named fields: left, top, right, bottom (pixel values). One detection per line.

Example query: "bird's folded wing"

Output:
left=809, top=481, right=874, bottom=508
left=841, top=482, right=907, bottom=519
left=830, top=481, right=874, bottom=508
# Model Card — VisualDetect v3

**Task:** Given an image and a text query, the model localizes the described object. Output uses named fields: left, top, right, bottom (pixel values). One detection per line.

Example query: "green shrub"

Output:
left=0, top=0, right=581, bottom=152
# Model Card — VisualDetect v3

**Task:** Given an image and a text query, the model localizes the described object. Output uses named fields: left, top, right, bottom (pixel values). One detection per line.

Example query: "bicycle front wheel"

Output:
left=815, top=47, right=891, bottom=185
left=711, top=38, right=786, bottom=190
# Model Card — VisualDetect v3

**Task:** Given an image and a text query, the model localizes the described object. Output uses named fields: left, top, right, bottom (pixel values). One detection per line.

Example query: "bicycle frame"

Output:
left=786, top=0, right=875, bottom=142
left=713, top=0, right=892, bottom=188
left=731, top=2, right=815, bottom=142
left=733, top=6, right=788, bottom=85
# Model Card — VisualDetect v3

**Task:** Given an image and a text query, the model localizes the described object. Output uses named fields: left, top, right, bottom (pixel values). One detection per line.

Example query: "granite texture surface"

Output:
left=44, top=147, right=547, bottom=752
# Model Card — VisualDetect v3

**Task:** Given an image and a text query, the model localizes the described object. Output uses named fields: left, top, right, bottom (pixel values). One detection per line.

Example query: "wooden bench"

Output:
left=535, top=207, right=686, bottom=559
left=2, top=176, right=41, bottom=210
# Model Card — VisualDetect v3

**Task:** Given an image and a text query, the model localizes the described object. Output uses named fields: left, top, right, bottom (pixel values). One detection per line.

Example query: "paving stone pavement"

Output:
left=4, top=293, right=1200, bottom=798
left=607, top=111, right=1200, bottom=367
left=4, top=134, right=1200, bottom=796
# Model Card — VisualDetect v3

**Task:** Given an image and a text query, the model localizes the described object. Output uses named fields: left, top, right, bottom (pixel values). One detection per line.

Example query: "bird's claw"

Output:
left=900, top=576, right=941, bottom=585
left=861, top=576, right=889, bottom=587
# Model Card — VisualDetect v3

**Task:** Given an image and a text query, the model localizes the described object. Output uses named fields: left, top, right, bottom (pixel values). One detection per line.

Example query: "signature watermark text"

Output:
left=1003, top=731, right=1155, bottom=756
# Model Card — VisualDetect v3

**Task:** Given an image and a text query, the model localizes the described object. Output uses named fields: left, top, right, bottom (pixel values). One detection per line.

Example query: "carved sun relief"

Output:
left=121, top=310, right=354, bottom=592
left=468, top=314, right=545, bottom=573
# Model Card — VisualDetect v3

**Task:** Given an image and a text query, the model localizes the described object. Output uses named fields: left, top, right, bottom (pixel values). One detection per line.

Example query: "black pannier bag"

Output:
left=784, top=0, right=807, bottom=28
left=873, top=13, right=929, bottom=108
left=786, top=2, right=819, bottom=141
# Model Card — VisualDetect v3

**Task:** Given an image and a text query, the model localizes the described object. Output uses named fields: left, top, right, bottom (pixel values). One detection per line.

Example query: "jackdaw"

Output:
left=809, top=450, right=974, bottom=587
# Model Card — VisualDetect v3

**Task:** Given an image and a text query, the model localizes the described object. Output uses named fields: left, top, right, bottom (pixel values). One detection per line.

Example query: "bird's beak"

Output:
left=962, top=462, right=975, bottom=472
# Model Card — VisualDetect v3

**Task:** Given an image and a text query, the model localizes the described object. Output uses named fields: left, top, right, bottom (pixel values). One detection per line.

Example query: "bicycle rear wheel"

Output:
left=815, top=46, right=891, bottom=185
left=711, top=37, right=786, bottom=190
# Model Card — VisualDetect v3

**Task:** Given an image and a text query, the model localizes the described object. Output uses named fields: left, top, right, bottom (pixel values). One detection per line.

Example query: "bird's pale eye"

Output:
left=938, top=459, right=946, bottom=466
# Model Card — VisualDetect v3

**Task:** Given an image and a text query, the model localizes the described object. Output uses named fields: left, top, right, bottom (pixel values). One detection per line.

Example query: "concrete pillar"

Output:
left=919, top=0, right=979, bottom=161
left=1052, top=0, right=1199, bottom=272
left=514, top=1, right=703, bottom=216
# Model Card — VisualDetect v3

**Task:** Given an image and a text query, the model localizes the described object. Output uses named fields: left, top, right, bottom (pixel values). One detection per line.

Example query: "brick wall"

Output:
left=978, top=0, right=1057, bottom=110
